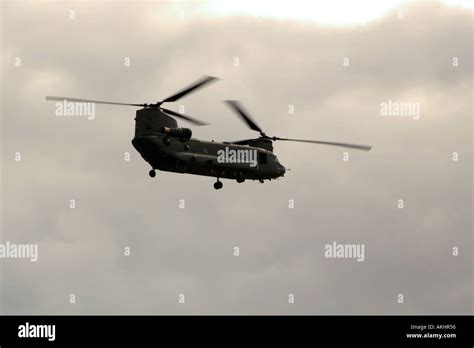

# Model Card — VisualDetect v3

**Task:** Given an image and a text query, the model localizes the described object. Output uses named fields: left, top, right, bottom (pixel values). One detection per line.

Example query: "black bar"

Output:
left=0, top=315, right=472, bottom=345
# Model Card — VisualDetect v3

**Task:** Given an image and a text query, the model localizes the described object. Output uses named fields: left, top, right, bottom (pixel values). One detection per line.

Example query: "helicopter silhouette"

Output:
left=46, top=76, right=371, bottom=190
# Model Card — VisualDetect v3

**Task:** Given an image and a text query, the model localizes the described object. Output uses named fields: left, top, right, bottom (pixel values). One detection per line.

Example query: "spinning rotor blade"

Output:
left=46, top=96, right=209, bottom=125
left=160, top=107, right=209, bottom=126
left=223, top=100, right=264, bottom=134
left=223, top=100, right=371, bottom=151
left=229, top=138, right=258, bottom=144
left=273, top=137, right=372, bottom=151
left=161, top=76, right=219, bottom=103
left=46, top=75, right=219, bottom=123
left=230, top=136, right=371, bottom=151
left=45, top=96, right=143, bottom=107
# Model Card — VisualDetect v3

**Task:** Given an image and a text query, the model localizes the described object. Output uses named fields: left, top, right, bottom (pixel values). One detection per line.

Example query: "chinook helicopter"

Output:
left=46, top=76, right=372, bottom=190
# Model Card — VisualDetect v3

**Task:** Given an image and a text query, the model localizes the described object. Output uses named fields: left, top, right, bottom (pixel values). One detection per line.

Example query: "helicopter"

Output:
left=46, top=76, right=372, bottom=190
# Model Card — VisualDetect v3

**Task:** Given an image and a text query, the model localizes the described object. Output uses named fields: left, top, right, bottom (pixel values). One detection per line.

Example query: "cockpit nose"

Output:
left=278, top=164, right=286, bottom=176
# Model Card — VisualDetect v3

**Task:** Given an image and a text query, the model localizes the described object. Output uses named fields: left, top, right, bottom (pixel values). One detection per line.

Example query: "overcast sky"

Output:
left=0, top=0, right=472, bottom=314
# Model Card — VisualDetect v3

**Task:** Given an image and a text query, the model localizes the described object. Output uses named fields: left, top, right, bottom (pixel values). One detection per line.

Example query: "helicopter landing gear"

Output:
left=149, top=169, right=156, bottom=178
left=214, top=179, right=223, bottom=190
left=236, top=174, right=246, bottom=183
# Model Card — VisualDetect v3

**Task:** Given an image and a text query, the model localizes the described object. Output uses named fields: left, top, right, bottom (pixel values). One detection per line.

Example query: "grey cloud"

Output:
left=0, top=1, right=472, bottom=314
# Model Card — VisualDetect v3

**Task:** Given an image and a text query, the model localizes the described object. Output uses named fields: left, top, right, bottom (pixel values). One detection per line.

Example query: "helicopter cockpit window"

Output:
left=258, top=152, right=268, bottom=165
left=273, top=156, right=280, bottom=164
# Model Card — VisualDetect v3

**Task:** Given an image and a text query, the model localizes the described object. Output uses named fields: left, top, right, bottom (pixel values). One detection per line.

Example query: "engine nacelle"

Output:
left=161, top=127, right=192, bottom=141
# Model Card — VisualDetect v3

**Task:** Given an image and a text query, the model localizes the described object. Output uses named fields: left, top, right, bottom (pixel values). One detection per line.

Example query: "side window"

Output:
left=258, top=152, right=267, bottom=165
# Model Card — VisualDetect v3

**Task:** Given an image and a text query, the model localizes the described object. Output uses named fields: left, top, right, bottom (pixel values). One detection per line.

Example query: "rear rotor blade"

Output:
left=273, top=137, right=372, bottom=151
left=223, top=100, right=263, bottom=134
left=160, top=107, right=209, bottom=126
left=161, top=76, right=219, bottom=103
left=228, top=138, right=258, bottom=144
left=46, top=96, right=143, bottom=107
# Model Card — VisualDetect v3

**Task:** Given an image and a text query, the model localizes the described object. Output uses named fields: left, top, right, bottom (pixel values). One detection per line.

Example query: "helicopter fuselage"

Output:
left=132, top=135, right=285, bottom=181
left=131, top=108, right=285, bottom=182
left=46, top=75, right=370, bottom=190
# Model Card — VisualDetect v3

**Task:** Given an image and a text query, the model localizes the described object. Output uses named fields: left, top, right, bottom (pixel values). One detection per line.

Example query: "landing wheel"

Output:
left=235, top=173, right=245, bottom=184
left=214, top=180, right=223, bottom=190
left=236, top=174, right=246, bottom=183
left=149, top=169, right=156, bottom=178
left=259, top=179, right=264, bottom=183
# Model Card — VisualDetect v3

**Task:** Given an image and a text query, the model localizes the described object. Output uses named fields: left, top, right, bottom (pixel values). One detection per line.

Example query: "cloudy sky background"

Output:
left=0, top=0, right=472, bottom=314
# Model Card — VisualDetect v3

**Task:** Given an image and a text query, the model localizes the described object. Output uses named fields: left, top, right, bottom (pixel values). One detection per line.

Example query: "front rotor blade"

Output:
left=160, top=107, right=209, bottom=126
left=46, top=96, right=143, bottom=107
left=161, top=76, right=219, bottom=103
left=274, top=137, right=372, bottom=151
left=223, top=100, right=263, bottom=134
